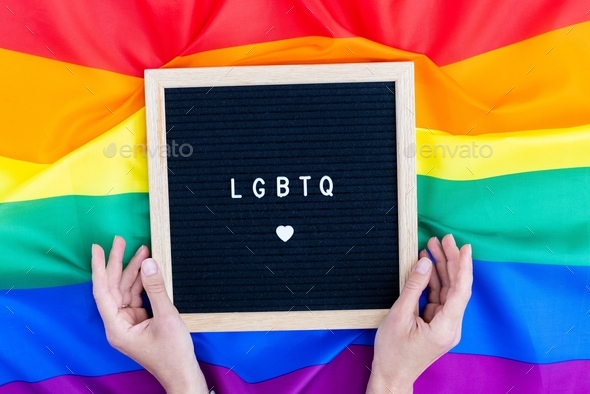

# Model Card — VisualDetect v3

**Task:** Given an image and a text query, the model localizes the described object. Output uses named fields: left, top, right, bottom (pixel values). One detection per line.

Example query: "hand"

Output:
left=91, top=236, right=209, bottom=394
left=366, top=234, right=473, bottom=394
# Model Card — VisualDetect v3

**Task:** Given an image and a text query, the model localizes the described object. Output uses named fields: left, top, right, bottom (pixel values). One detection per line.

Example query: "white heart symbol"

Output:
left=276, top=225, right=294, bottom=242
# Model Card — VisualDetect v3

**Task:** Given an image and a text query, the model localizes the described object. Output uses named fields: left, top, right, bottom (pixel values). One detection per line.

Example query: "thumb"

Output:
left=141, top=258, right=176, bottom=318
left=395, top=257, right=432, bottom=316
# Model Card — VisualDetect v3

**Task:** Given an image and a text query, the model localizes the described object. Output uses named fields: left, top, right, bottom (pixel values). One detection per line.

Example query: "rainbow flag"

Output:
left=1, top=1, right=589, bottom=392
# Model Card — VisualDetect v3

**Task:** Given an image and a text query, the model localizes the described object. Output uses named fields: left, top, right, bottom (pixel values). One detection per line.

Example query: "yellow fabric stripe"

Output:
left=0, top=109, right=148, bottom=204
left=416, top=125, right=590, bottom=181
left=3, top=109, right=588, bottom=204
left=0, top=48, right=144, bottom=164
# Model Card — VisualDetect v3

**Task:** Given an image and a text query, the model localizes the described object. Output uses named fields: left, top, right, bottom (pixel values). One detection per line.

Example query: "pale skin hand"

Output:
left=91, top=236, right=209, bottom=394
left=366, top=234, right=473, bottom=394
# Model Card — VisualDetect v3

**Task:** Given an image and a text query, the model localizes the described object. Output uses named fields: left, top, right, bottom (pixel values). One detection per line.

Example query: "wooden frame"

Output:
left=145, top=63, right=416, bottom=332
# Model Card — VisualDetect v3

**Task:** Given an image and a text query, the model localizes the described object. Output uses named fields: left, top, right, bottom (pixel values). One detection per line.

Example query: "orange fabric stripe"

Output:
left=440, top=21, right=590, bottom=135
left=169, top=25, right=590, bottom=134
left=3, top=22, right=589, bottom=163
left=0, top=49, right=143, bottom=163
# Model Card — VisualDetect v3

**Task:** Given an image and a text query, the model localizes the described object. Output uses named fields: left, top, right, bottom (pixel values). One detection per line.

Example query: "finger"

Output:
left=445, top=244, right=473, bottom=316
left=140, top=258, right=178, bottom=318
left=418, top=248, right=429, bottom=260
left=91, top=244, right=117, bottom=324
left=120, top=245, right=149, bottom=295
left=129, top=307, right=149, bottom=323
left=423, top=303, right=442, bottom=323
left=421, top=247, right=441, bottom=323
left=428, top=236, right=449, bottom=286
left=420, top=247, right=442, bottom=305
left=127, top=271, right=145, bottom=308
left=428, top=266, right=441, bottom=303
left=394, top=257, right=432, bottom=317
left=441, top=234, right=461, bottom=285
left=91, top=244, right=108, bottom=294
left=431, top=244, right=473, bottom=333
left=106, top=236, right=126, bottom=292
left=427, top=236, right=450, bottom=304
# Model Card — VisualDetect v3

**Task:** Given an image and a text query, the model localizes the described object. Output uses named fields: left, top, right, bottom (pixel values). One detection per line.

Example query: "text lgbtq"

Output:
left=230, top=176, right=334, bottom=198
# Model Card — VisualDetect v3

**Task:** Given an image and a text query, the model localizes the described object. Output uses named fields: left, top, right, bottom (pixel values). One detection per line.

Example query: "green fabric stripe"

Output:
left=0, top=194, right=150, bottom=289
left=2, top=167, right=589, bottom=289
left=418, top=167, right=590, bottom=265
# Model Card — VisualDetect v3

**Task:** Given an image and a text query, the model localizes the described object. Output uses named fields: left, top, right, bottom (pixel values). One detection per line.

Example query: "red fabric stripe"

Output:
left=1, top=0, right=587, bottom=76
left=0, top=1, right=208, bottom=76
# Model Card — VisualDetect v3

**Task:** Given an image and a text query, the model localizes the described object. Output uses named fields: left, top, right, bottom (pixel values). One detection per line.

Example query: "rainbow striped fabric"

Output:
left=1, top=1, right=589, bottom=393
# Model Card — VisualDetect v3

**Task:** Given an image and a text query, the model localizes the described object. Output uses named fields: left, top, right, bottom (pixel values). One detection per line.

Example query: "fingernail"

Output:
left=448, top=234, right=456, bottom=246
left=466, top=244, right=472, bottom=257
left=113, top=235, right=118, bottom=243
left=414, top=257, right=431, bottom=274
left=142, top=258, right=157, bottom=276
left=135, top=245, right=145, bottom=255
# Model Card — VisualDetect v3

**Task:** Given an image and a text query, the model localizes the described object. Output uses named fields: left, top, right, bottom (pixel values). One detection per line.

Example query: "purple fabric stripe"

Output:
left=0, top=371, right=164, bottom=394
left=200, top=345, right=373, bottom=393
left=3, top=350, right=589, bottom=393
left=0, top=346, right=373, bottom=394
left=416, top=354, right=590, bottom=394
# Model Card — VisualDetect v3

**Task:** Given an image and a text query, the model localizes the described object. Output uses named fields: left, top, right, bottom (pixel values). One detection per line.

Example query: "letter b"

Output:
left=277, top=176, right=290, bottom=198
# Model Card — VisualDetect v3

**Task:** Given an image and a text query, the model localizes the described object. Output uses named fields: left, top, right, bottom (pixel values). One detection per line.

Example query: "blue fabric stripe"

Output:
left=0, top=282, right=142, bottom=385
left=1, top=259, right=589, bottom=385
left=455, top=258, right=590, bottom=362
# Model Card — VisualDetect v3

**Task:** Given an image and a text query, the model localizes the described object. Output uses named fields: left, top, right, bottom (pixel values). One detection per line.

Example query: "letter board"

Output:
left=145, top=63, right=416, bottom=331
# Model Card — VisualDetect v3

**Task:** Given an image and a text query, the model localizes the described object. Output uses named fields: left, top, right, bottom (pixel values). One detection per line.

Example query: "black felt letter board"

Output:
left=164, top=82, right=398, bottom=314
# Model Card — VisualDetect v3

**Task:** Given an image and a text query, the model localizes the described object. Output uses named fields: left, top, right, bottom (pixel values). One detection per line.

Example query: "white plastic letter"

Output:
left=231, top=178, right=242, bottom=199
left=299, top=176, right=311, bottom=196
left=277, top=176, right=290, bottom=198
left=320, top=176, right=334, bottom=197
left=253, top=178, right=265, bottom=198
